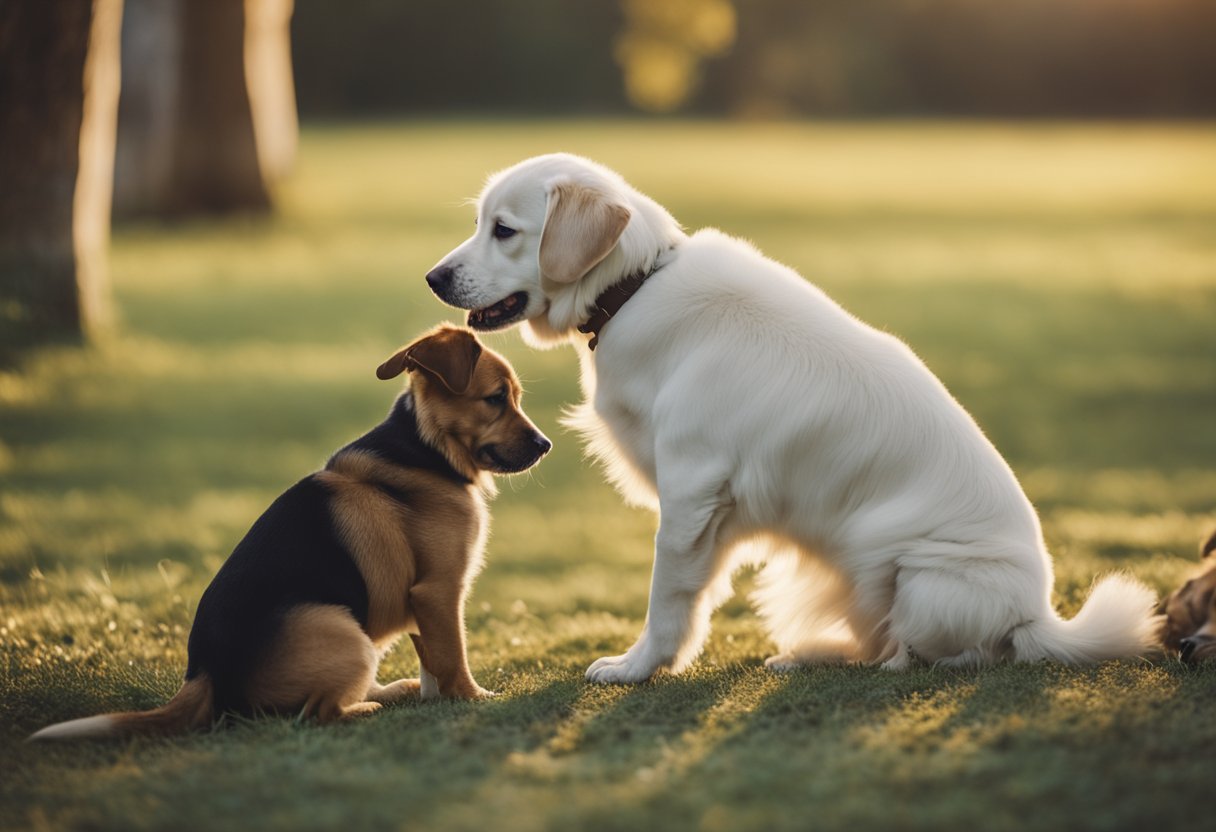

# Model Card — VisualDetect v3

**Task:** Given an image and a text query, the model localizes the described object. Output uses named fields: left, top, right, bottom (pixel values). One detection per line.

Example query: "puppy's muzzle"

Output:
left=477, top=431, right=552, bottom=473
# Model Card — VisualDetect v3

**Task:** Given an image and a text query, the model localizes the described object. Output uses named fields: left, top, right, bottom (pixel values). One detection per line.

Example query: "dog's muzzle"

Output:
left=477, top=432, right=552, bottom=473
left=425, top=265, right=458, bottom=304
left=1179, top=635, right=1214, bottom=663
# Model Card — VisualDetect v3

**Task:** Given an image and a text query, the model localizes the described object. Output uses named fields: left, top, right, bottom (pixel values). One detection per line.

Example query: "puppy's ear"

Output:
left=376, top=347, right=415, bottom=380
left=539, top=181, right=631, bottom=284
left=1202, top=528, right=1216, bottom=559
left=380, top=327, right=483, bottom=393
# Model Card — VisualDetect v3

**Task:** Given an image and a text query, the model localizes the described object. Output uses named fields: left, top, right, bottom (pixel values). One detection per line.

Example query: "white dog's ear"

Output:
left=539, top=181, right=631, bottom=284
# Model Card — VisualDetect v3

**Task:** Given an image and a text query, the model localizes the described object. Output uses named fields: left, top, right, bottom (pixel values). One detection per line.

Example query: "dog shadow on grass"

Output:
left=533, top=658, right=1210, bottom=830
left=9, top=658, right=1213, bottom=830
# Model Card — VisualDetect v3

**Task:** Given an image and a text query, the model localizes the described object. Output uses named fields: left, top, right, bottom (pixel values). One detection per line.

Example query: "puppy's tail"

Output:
left=28, top=674, right=214, bottom=742
left=1011, top=573, right=1162, bottom=664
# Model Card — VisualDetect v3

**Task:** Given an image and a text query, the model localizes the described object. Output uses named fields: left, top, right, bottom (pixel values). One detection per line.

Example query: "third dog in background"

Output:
left=1161, top=528, right=1216, bottom=662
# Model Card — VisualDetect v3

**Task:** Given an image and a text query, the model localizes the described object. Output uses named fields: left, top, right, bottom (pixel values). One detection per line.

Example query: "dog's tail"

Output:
left=28, top=674, right=214, bottom=742
left=1010, top=573, right=1162, bottom=664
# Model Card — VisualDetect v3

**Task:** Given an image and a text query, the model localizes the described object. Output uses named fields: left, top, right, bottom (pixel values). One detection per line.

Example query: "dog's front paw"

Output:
left=764, top=653, right=801, bottom=673
left=585, top=652, right=658, bottom=685
left=443, top=679, right=496, bottom=700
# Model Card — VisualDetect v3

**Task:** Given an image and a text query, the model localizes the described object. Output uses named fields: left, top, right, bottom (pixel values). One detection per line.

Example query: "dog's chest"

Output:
left=463, top=491, right=491, bottom=580
left=594, top=389, right=659, bottom=481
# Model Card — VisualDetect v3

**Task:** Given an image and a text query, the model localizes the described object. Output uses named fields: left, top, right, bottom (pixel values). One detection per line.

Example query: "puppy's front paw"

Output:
left=585, top=652, right=658, bottom=685
left=442, top=679, right=496, bottom=700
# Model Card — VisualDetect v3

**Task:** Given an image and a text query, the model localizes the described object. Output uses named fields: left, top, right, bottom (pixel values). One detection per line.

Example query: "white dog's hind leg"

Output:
left=885, top=555, right=1032, bottom=667
left=765, top=620, right=858, bottom=670
left=880, top=644, right=916, bottom=671
left=753, top=552, right=858, bottom=669
left=586, top=475, right=735, bottom=685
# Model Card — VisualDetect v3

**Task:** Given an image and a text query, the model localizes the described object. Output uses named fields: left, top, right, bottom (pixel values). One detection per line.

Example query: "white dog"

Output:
left=425, top=153, right=1160, bottom=683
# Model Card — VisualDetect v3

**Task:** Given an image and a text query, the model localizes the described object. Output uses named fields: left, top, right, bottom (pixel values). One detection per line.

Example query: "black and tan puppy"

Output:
left=30, top=325, right=550, bottom=740
left=1161, top=527, right=1216, bottom=663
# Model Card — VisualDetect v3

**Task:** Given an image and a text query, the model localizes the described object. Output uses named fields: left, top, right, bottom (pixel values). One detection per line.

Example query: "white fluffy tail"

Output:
left=1011, top=573, right=1162, bottom=664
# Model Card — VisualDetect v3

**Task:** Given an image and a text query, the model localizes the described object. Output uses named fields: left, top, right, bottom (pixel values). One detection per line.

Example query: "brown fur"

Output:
left=109, top=676, right=214, bottom=736
left=28, top=676, right=214, bottom=741
left=235, top=325, right=546, bottom=713
left=407, top=341, right=540, bottom=493
left=245, top=325, right=542, bottom=713
left=1161, top=527, right=1216, bottom=662
left=29, top=326, right=548, bottom=740
left=238, top=325, right=539, bottom=714
left=246, top=604, right=383, bottom=721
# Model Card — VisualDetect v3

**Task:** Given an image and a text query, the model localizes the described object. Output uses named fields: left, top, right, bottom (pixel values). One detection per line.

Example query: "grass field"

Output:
left=3, top=120, right=1216, bottom=831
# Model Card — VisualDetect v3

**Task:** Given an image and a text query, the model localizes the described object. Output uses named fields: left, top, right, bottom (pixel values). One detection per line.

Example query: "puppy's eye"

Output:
left=493, top=222, right=516, bottom=240
left=484, top=389, right=508, bottom=406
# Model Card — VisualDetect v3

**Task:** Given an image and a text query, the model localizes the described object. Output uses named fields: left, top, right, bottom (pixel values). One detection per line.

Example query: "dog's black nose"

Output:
left=532, top=433, right=553, bottom=457
left=1180, top=637, right=1199, bottom=662
left=426, top=266, right=454, bottom=292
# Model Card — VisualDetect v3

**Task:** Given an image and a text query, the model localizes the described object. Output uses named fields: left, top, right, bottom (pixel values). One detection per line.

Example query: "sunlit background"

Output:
left=1, top=1, right=1215, bottom=829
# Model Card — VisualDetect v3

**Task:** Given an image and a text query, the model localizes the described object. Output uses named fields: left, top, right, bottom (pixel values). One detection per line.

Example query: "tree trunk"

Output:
left=113, top=0, right=296, bottom=218
left=110, top=0, right=183, bottom=218
left=244, top=0, right=298, bottom=184
left=0, top=0, right=123, bottom=348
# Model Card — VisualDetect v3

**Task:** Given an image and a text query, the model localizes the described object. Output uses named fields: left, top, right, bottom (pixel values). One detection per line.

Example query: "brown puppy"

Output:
left=1161, top=527, right=1216, bottom=662
left=30, top=325, right=550, bottom=740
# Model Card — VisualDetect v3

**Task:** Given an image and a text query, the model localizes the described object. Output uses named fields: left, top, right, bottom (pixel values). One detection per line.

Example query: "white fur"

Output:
left=27, top=714, right=116, bottom=741
left=428, top=153, right=1161, bottom=682
left=419, top=667, right=440, bottom=701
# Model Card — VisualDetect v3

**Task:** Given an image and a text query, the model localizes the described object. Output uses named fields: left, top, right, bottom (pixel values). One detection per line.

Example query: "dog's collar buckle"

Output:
left=577, top=264, right=662, bottom=351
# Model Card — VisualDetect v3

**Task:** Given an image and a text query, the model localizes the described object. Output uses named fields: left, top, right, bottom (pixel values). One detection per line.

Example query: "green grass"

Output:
left=3, top=120, right=1216, bottom=831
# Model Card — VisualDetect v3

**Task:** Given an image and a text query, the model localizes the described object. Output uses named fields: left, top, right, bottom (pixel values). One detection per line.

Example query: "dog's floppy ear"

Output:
left=1202, top=528, right=1216, bottom=559
left=539, top=180, right=631, bottom=284
left=376, top=327, right=483, bottom=393
left=376, top=347, right=415, bottom=381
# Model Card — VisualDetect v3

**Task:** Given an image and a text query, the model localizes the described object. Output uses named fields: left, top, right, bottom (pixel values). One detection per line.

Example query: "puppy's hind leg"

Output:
left=365, top=678, right=422, bottom=705
left=365, top=638, right=422, bottom=706
left=247, top=604, right=383, bottom=723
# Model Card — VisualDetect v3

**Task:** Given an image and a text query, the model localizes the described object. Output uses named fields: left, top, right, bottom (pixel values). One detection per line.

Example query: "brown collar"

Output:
left=576, top=266, right=661, bottom=351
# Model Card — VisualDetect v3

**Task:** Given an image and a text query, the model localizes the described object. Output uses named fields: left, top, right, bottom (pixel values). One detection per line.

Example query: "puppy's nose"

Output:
left=426, top=266, right=454, bottom=292
left=1180, top=637, right=1199, bottom=662
left=531, top=433, right=553, bottom=457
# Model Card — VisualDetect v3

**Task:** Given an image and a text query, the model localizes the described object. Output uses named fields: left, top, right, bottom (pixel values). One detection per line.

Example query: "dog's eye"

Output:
left=484, top=389, right=508, bottom=406
left=493, top=222, right=516, bottom=240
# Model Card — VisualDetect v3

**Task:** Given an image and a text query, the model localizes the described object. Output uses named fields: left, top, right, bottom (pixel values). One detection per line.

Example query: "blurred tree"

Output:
left=615, top=0, right=736, bottom=111
left=0, top=0, right=123, bottom=348
left=113, top=0, right=296, bottom=217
